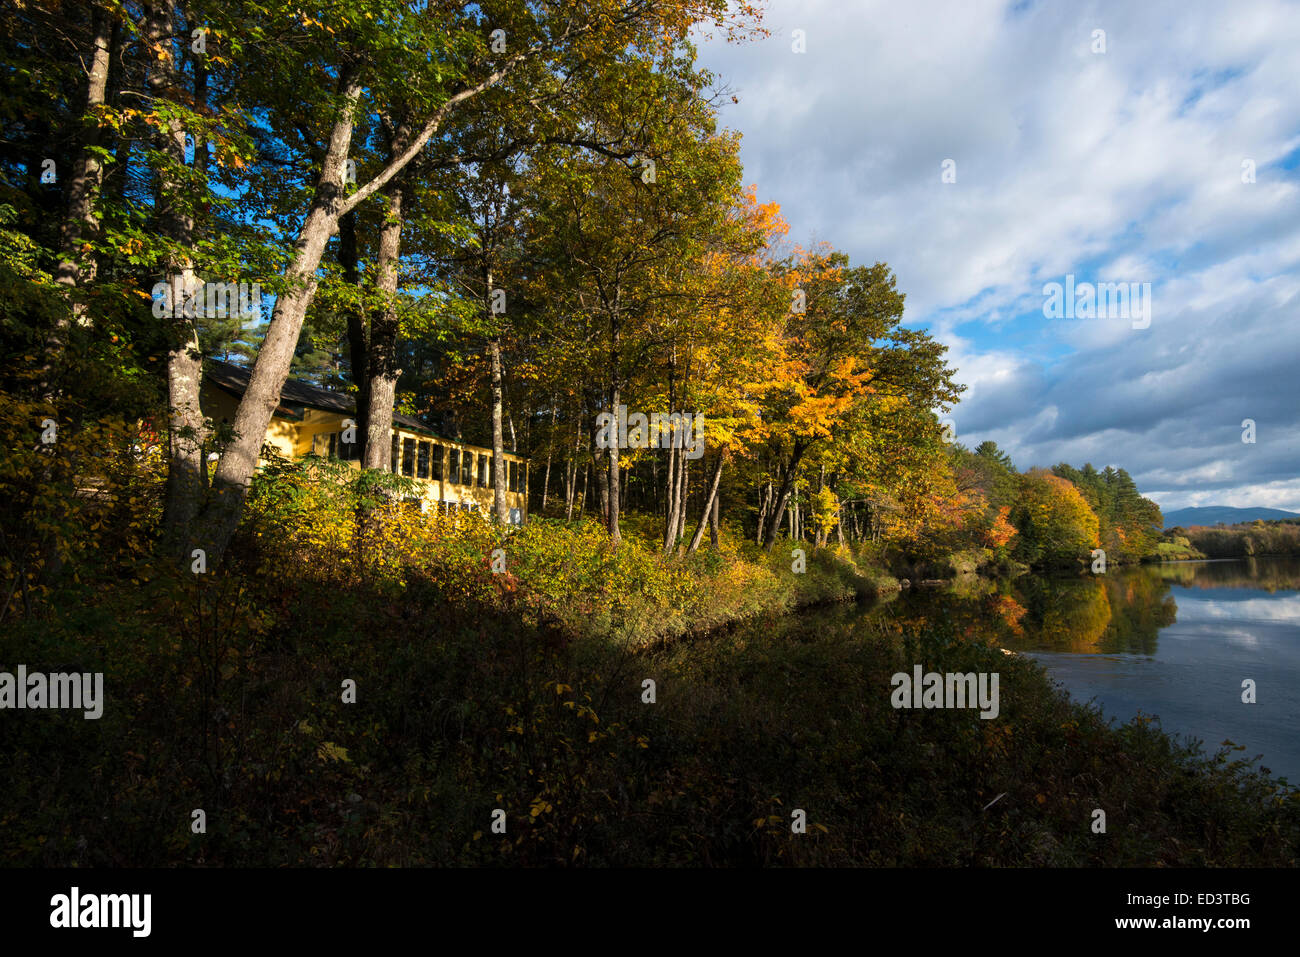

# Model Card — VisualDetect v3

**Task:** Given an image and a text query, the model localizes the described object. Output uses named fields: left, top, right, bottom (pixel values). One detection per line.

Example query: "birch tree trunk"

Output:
left=151, top=3, right=205, bottom=557
left=687, top=450, right=725, bottom=553
left=197, top=73, right=363, bottom=560
left=540, top=401, right=557, bottom=511
left=662, top=426, right=678, bottom=551
left=490, top=332, right=509, bottom=523
left=606, top=313, right=621, bottom=543
left=675, top=454, right=689, bottom=544
left=53, top=3, right=112, bottom=327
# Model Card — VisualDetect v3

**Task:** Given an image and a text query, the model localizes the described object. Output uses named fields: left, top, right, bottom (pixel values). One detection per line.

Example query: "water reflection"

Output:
left=886, top=557, right=1300, bottom=783
left=891, top=559, right=1300, bottom=657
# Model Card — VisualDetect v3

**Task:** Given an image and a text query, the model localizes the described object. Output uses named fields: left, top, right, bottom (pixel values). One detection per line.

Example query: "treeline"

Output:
left=936, top=443, right=1163, bottom=570
left=3, top=0, right=1170, bottom=604
left=2, top=0, right=978, bottom=585
left=1052, top=463, right=1163, bottom=561
left=1181, top=521, right=1300, bottom=559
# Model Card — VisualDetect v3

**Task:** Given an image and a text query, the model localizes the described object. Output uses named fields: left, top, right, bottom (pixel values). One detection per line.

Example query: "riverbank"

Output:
left=5, top=514, right=1297, bottom=867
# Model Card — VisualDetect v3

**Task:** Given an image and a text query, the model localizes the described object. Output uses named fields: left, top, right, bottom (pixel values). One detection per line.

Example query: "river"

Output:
left=875, top=557, right=1300, bottom=785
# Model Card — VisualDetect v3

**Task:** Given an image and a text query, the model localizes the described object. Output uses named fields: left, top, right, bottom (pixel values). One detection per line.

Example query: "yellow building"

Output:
left=201, top=360, right=528, bottom=523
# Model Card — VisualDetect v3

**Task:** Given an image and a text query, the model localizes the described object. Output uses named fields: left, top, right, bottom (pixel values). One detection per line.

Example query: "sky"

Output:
left=694, top=0, right=1300, bottom=513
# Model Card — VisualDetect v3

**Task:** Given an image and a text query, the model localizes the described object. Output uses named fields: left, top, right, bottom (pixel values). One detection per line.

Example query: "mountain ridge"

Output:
left=1162, top=505, right=1300, bottom=529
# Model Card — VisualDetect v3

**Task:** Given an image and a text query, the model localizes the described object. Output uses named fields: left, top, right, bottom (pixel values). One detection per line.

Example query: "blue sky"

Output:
left=695, top=0, right=1300, bottom=512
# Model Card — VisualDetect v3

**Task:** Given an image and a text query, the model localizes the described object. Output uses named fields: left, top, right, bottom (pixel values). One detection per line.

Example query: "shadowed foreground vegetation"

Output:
left=3, top=467, right=1296, bottom=867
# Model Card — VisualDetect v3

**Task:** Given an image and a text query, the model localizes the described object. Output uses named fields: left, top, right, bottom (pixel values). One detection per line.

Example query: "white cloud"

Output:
left=699, top=0, right=1300, bottom=509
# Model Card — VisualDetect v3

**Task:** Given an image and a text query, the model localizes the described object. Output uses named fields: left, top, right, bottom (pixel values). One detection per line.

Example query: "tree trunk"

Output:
left=593, top=456, right=607, bottom=521
left=339, top=211, right=369, bottom=462
left=540, top=400, right=557, bottom=511
left=150, top=3, right=205, bottom=557
left=763, top=443, right=807, bottom=550
left=606, top=320, right=621, bottom=542
left=53, top=3, right=112, bottom=325
left=362, top=186, right=404, bottom=470
left=101, top=16, right=129, bottom=210
left=162, top=324, right=206, bottom=554
left=362, top=122, right=410, bottom=472
left=662, top=428, right=678, bottom=551
left=198, top=73, right=364, bottom=562
left=675, top=453, right=690, bottom=544
left=490, top=332, right=508, bottom=523
left=687, top=450, right=725, bottom=553
left=564, top=458, right=575, bottom=519
left=565, top=413, right=579, bottom=521
left=710, top=488, right=720, bottom=547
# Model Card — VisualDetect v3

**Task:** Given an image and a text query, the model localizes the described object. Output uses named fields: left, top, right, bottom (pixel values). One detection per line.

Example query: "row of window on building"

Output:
left=316, top=431, right=523, bottom=492
left=403, top=499, right=523, bottom=524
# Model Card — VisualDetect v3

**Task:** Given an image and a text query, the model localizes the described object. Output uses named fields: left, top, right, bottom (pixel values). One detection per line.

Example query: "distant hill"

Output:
left=1162, top=506, right=1300, bottom=529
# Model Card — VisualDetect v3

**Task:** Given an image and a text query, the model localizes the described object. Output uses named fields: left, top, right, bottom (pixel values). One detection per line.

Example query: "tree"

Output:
left=756, top=251, right=964, bottom=549
left=1011, top=470, right=1100, bottom=567
left=523, top=51, right=754, bottom=543
left=1052, top=462, right=1162, bottom=561
left=184, top=0, right=755, bottom=562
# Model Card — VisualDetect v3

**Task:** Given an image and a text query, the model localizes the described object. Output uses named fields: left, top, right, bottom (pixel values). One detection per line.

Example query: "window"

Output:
left=327, top=431, right=360, bottom=462
left=391, top=434, right=400, bottom=474
left=430, top=443, right=443, bottom=481
left=402, top=438, right=416, bottom=477
left=460, top=450, right=473, bottom=486
left=417, top=441, right=431, bottom=479
left=339, top=430, right=359, bottom=461
left=448, top=449, right=460, bottom=485
left=478, top=454, right=489, bottom=488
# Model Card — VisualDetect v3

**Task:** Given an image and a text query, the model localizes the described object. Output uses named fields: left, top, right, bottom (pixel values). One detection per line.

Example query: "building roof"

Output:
left=204, top=358, right=436, bottom=437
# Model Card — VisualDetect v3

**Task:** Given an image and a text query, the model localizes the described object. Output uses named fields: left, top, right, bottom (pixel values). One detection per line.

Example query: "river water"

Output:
left=875, top=557, right=1300, bottom=785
